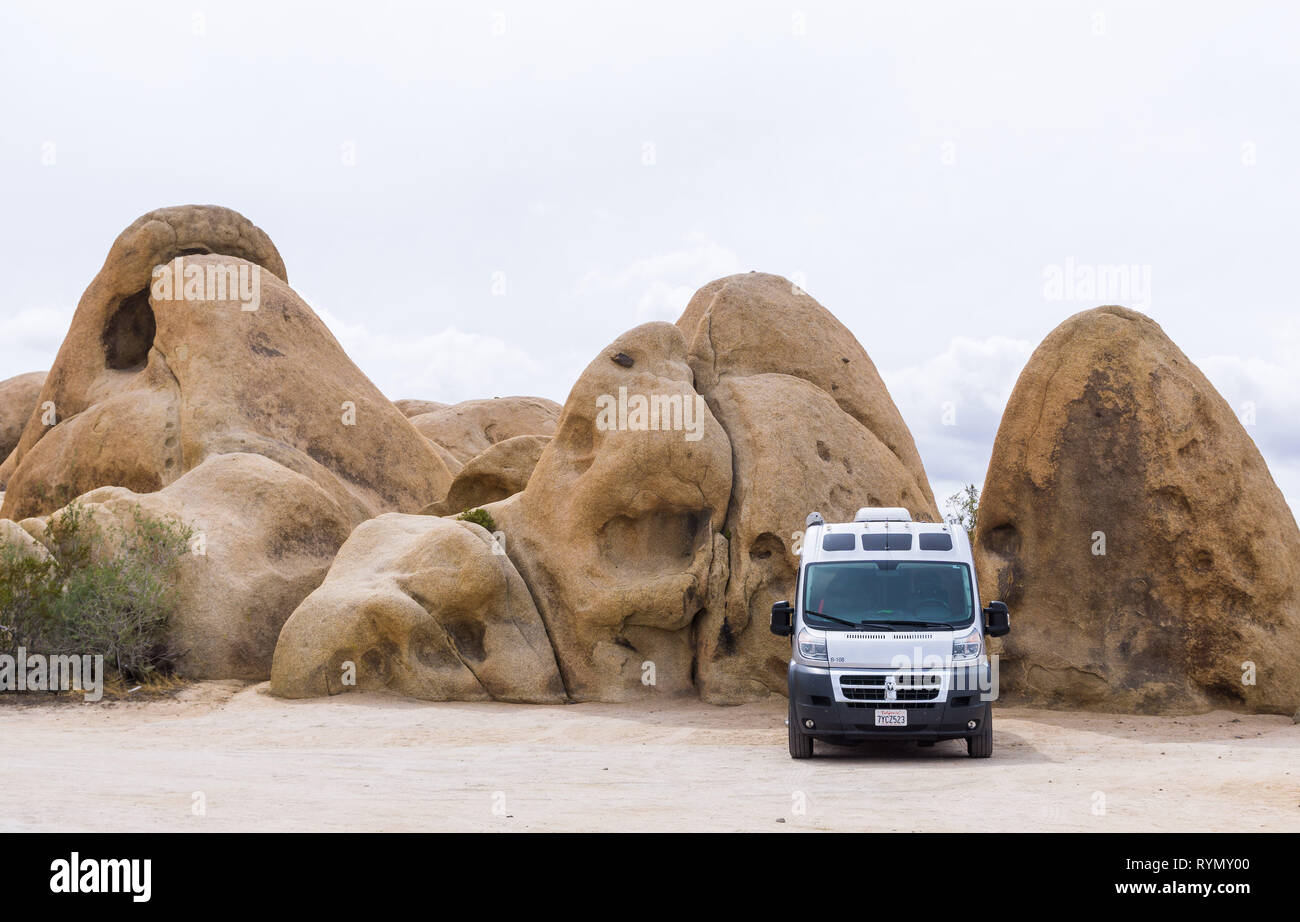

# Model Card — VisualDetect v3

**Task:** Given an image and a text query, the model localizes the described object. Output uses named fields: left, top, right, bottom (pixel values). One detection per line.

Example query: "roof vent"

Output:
left=853, top=507, right=912, bottom=523
left=806, top=511, right=825, bottom=528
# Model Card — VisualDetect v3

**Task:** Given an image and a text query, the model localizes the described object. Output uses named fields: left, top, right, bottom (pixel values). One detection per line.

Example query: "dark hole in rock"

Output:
left=444, top=618, right=487, bottom=662
left=749, top=531, right=786, bottom=560
left=597, top=508, right=706, bottom=572
left=717, top=618, right=736, bottom=655
left=103, top=287, right=156, bottom=371
left=361, top=646, right=390, bottom=683
left=983, top=523, right=1021, bottom=558
left=1205, top=677, right=1246, bottom=707
left=611, top=351, right=634, bottom=367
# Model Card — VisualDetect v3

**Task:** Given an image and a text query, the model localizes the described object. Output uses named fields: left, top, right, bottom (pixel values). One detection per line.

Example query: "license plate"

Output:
left=875, top=709, right=908, bottom=727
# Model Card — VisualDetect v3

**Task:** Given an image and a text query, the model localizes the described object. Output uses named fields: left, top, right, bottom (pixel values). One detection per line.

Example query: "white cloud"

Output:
left=632, top=281, right=697, bottom=323
left=578, top=232, right=742, bottom=322
left=312, top=304, right=551, bottom=405
left=884, top=338, right=1300, bottom=524
left=0, top=306, right=73, bottom=380
left=881, top=336, right=1034, bottom=494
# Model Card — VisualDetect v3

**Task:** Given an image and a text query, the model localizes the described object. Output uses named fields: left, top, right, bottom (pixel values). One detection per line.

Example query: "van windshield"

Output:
left=802, top=561, right=974, bottom=630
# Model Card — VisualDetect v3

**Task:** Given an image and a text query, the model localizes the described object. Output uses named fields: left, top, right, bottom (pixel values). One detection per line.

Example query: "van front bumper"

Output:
left=788, top=661, right=992, bottom=742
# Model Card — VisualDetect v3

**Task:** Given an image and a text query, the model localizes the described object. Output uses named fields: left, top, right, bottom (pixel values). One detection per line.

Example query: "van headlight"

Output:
left=951, top=627, right=983, bottom=662
left=797, top=627, right=827, bottom=662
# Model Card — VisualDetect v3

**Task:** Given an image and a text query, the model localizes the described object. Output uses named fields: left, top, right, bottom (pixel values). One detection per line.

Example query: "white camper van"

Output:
left=770, top=507, right=1010, bottom=758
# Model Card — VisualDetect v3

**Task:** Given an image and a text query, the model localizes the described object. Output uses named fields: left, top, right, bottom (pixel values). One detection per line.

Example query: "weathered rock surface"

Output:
left=18, top=453, right=353, bottom=679
left=489, top=322, right=732, bottom=702
left=0, top=516, right=50, bottom=563
left=271, top=513, right=565, bottom=703
left=678, top=272, right=940, bottom=703
left=410, top=396, right=560, bottom=464
left=974, top=306, right=1300, bottom=715
left=394, top=398, right=448, bottom=418
left=0, top=206, right=451, bottom=524
left=424, top=435, right=551, bottom=516
left=0, top=372, right=46, bottom=474
left=678, top=272, right=936, bottom=502
left=427, top=440, right=464, bottom=477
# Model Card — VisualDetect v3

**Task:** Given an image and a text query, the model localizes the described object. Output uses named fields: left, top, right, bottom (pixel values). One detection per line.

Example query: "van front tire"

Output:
left=788, top=698, right=813, bottom=759
left=966, top=705, right=993, bottom=758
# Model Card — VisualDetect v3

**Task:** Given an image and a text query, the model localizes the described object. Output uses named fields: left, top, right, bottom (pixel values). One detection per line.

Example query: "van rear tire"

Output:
left=788, top=697, right=813, bottom=759
left=966, top=705, right=993, bottom=758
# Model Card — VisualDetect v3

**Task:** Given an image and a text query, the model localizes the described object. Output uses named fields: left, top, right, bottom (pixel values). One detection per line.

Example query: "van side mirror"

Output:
left=770, top=600, right=794, bottom=637
left=983, top=601, right=1010, bottom=637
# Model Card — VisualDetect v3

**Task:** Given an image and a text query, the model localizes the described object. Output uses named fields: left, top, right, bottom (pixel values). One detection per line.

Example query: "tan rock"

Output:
left=695, top=373, right=940, bottom=702
left=427, top=439, right=464, bottom=477
left=0, top=205, right=451, bottom=523
left=394, top=399, right=448, bottom=418
left=29, top=453, right=353, bottom=679
left=410, top=396, right=560, bottom=464
left=0, top=517, right=51, bottom=562
left=679, top=271, right=936, bottom=503
left=974, top=306, right=1300, bottom=715
left=424, top=435, right=550, bottom=516
left=0, top=372, right=46, bottom=475
left=678, top=273, right=940, bottom=703
left=490, top=322, right=732, bottom=701
left=270, top=513, right=565, bottom=703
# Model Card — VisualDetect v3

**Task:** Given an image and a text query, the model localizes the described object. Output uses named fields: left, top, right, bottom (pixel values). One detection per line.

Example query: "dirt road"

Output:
left=2, top=682, right=1297, bottom=832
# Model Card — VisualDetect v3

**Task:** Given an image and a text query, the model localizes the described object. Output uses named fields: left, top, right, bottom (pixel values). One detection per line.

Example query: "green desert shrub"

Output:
left=456, top=507, right=498, bottom=533
left=944, top=483, right=981, bottom=546
left=0, top=501, right=194, bottom=680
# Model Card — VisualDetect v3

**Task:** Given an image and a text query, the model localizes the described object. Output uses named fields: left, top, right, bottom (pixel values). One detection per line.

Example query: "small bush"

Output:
left=0, top=501, right=194, bottom=680
left=944, top=484, right=980, bottom=546
left=457, top=507, right=498, bottom=533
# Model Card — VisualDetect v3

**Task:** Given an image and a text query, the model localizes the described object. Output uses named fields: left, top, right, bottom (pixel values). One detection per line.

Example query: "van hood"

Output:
left=824, top=628, right=956, bottom=670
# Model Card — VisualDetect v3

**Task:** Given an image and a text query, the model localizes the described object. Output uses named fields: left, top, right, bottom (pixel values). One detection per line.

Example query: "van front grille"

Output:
left=839, top=673, right=942, bottom=702
left=841, top=687, right=941, bottom=702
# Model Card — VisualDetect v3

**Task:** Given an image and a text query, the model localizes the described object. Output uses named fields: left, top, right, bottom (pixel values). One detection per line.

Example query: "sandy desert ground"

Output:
left=2, top=681, right=1298, bottom=833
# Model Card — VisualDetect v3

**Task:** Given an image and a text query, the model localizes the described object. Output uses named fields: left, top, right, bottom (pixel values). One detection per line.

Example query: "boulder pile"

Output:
left=8, top=206, right=1296, bottom=715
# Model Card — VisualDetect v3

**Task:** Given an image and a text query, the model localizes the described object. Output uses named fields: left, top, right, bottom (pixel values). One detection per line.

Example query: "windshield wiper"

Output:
left=844, top=619, right=956, bottom=630
left=876, top=620, right=957, bottom=629
left=806, top=616, right=959, bottom=630
left=804, top=612, right=860, bottom=627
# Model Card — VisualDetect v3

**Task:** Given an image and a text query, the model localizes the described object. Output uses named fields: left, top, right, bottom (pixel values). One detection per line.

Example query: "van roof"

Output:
left=801, top=516, right=972, bottom=565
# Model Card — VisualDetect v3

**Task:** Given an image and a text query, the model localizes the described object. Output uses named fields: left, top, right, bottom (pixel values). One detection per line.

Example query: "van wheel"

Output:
left=789, top=698, right=813, bottom=759
left=966, top=706, right=993, bottom=758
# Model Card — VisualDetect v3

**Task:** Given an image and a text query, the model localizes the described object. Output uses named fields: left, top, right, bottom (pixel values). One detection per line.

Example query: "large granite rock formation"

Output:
left=975, top=306, right=1300, bottom=715
left=1, top=205, right=451, bottom=524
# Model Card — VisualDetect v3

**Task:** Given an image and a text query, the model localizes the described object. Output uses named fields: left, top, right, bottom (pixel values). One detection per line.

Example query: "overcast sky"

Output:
left=2, top=1, right=1296, bottom=519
